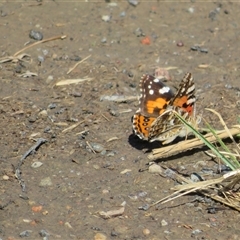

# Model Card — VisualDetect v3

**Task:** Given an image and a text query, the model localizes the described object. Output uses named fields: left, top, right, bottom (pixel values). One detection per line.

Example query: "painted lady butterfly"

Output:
left=132, top=73, right=198, bottom=144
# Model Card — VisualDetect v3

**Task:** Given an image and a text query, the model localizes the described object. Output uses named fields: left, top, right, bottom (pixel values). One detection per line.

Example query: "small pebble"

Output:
left=128, top=0, right=138, bottom=6
left=106, top=151, right=116, bottom=157
left=42, top=49, right=48, bottom=55
left=188, top=7, right=194, bottom=13
left=89, top=142, right=105, bottom=153
left=39, top=177, right=52, bottom=187
left=200, top=48, right=208, bottom=53
left=111, top=230, right=118, bottom=237
left=28, top=116, right=37, bottom=123
left=29, top=30, right=43, bottom=41
left=64, top=222, right=73, bottom=229
left=138, top=191, right=147, bottom=198
left=19, top=230, right=32, bottom=237
left=1, top=10, right=7, bottom=17
left=48, top=103, right=57, bottom=109
left=38, top=56, right=44, bottom=63
left=3, top=175, right=9, bottom=180
left=31, top=161, right=43, bottom=168
left=138, top=204, right=150, bottom=211
left=164, top=168, right=175, bottom=178
left=177, top=41, right=184, bottom=47
left=119, top=11, right=126, bottom=17
left=134, top=27, right=145, bottom=37
left=39, top=230, right=49, bottom=237
left=39, top=110, right=48, bottom=117
left=148, top=163, right=163, bottom=174
left=142, top=228, right=150, bottom=236
left=70, top=92, right=82, bottom=97
left=46, top=75, right=54, bottom=84
left=225, top=84, right=232, bottom=89
left=102, top=15, right=111, bottom=22
left=161, top=219, right=168, bottom=226
left=94, top=233, right=107, bottom=240
left=101, top=38, right=107, bottom=43
left=191, top=229, right=202, bottom=236
left=190, top=173, right=204, bottom=182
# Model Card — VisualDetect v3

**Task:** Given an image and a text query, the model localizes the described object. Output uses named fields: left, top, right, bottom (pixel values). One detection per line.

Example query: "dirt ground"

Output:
left=1, top=1, right=240, bottom=240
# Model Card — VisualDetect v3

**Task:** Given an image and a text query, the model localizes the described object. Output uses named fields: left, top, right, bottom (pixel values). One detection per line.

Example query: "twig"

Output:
left=15, top=138, right=47, bottom=192
left=86, top=141, right=96, bottom=154
left=13, top=35, right=67, bottom=57
left=62, top=120, right=84, bottom=133
left=67, top=55, right=91, bottom=74
left=101, top=113, right=110, bottom=121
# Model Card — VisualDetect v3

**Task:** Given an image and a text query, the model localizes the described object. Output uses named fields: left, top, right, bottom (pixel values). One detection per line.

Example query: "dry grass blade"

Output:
left=13, top=35, right=67, bottom=57
left=0, top=35, right=67, bottom=64
left=62, top=121, right=84, bottom=133
left=55, top=78, right=93, bottom=86
left=148, top=126, right=240, bottom=161
left=151, top=169, right=240, bottom=211
left=67, top=55, right=91, bottom=74
left=0, top=53, right=31, bottom=64
left=205, top=108, right=240, bottom=151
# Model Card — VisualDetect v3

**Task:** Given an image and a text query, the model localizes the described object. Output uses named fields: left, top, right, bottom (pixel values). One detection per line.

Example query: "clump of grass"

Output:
left=151, top=109, right=240, bottom=211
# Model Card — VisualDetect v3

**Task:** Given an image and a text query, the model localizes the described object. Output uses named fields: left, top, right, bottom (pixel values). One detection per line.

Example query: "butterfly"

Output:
left=132, top=72, right=198, bottom=144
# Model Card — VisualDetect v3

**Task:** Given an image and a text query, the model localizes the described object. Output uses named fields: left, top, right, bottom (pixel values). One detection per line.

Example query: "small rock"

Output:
left=28, top=116, right=37, bottom=123
left=108, top=2, right=117, bottom=7
left=106, top=151, right=116, bottom=157
left=46, top=75, right=54, bottom=84
left=39, top=110, right=48, bottom=117
left=1, top=10, right=8, bottom=17
left=111, top=230, right=118, bottom=237
left=89, top=142, right=105, bottom=153
left=48, top=103, right=57, bottom=109
left=38, top=56, right=44, bottom=63
left=191, top=229, right=202, bottom=236
left=64, top=222, right=73, bottom=229
left=19, top=230, right=32, bottom=237
left=128, top=0, right=138, bottom=6
left=94, top=233, right=107, bottom=240
left=138, top=204, right=150, bottom=211
left=134, top=27, right=145, bottom=37
left=39, top=177, right=52, bottom=187
left=39, top=230, right=49, bottom=237
left=42, top=49, right=48, bottom=55
left=101, top=38, right=107, bottom=43
left=177, top=41, right=184, bottom=47
left=70, top=92, right=82, bottom=97
left=161, top=219, right=168, bottom=226
left=190, top=173, right=204, bottom=182
left=29, top=30, right=43, bottom=41
left=3, top=175, right=9, bottom=180
left=119, top=11, right=126, bottom=17
left=188, top=7, right=194, bottom=13
left=148, top=163, right=163, bottom=174
left=31, top=161, right=43, bottom=168
left=225, top=84, right=232, bottom=89
left=102, top=15, right=111, bottom=22
left=142, top=228, right=150, bottom=236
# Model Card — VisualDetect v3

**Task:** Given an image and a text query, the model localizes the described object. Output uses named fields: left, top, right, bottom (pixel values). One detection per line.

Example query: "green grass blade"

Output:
left=175, top=113, right=237, bottom=170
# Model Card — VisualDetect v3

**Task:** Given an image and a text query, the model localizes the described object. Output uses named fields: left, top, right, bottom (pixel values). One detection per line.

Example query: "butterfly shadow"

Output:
left=129, top=133, right=210, bottom=162
left=128, top=133, right=164, bottom=152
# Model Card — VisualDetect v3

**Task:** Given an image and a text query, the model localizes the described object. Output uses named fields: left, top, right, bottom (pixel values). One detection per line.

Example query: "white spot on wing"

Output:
left=153, top=78, right=160, bottom=83
left=149, top=89, right=154, bottom=95
left=159, top=86, right=170, bottom=94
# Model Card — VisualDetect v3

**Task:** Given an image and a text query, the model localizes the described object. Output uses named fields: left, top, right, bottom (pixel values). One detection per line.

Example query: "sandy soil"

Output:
left=0, top=1, right=240, bottom=240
